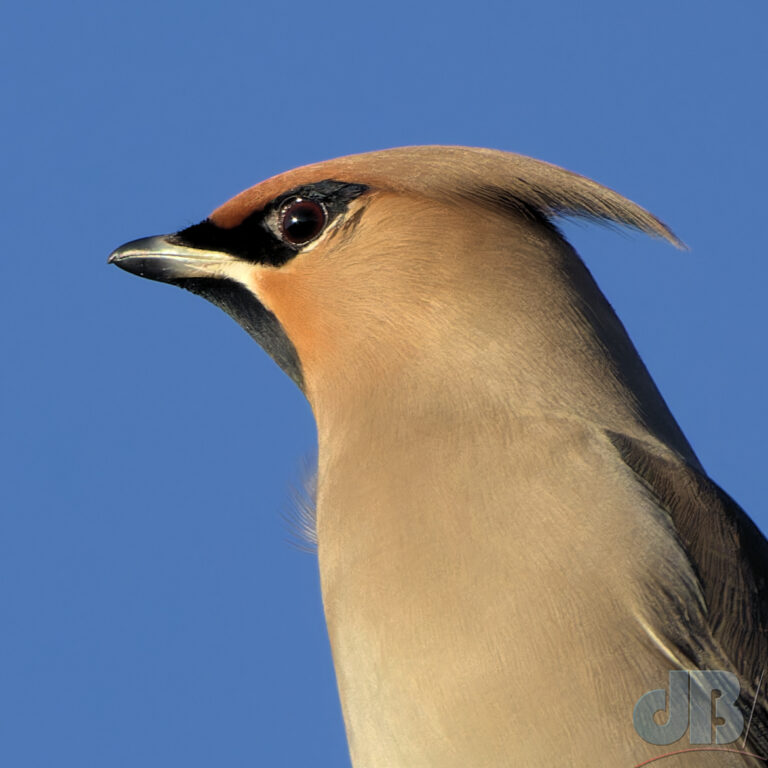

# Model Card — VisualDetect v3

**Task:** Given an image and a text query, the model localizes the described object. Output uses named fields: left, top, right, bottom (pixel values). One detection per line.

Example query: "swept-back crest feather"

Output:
left=212, top=146, right=684, bottom=248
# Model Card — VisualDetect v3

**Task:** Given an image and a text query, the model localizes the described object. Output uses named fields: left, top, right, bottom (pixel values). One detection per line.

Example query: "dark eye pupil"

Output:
left=280, top=199, right=326, bottom=245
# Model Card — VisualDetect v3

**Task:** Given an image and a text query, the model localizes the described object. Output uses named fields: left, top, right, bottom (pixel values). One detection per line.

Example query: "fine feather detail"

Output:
left=281, top=459, right=318, bottom=553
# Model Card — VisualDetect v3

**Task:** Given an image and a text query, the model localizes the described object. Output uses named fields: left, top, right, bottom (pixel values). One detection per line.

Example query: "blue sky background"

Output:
left=1, top=2, right=766, bottom=766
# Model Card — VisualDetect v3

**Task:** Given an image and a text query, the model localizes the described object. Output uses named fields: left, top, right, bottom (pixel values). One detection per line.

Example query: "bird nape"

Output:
left=110, top=146, right=768, bottom=767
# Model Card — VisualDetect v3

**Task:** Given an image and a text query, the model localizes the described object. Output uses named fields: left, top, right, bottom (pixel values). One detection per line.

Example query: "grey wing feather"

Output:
left=608, top=431, right=768, bottom=755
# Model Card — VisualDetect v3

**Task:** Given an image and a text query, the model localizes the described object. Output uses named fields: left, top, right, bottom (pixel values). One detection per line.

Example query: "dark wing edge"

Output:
left=607, top=430, right=768, bottom=754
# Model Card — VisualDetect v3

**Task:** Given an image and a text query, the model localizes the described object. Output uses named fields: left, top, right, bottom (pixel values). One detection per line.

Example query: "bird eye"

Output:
left=278, top=198, right=327, bottom=246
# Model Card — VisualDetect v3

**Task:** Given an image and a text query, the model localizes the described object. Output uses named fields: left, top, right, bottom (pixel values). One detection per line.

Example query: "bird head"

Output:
left=110, top=146, right=688, bottom=453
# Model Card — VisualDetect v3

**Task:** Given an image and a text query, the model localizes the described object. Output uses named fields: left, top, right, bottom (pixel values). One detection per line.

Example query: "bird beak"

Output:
left=108, top=235, right=238, bottom=283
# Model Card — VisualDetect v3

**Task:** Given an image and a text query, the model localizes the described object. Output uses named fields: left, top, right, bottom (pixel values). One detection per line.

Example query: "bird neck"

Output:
left=307, top=239, right=698, bottom=473
left=312, top=402, right=706, bottom=768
